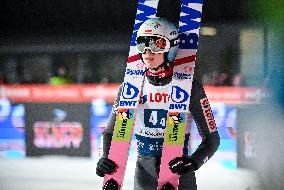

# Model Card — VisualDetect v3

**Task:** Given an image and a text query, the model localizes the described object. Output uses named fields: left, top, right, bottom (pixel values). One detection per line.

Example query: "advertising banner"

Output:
left=25, top=103, right=90, bottom=157
left=0, top=84, right=268, bottom=104
left=90, top=99, right=113, bottom=159
left=0, top=98, right=25, bottom=158
left=0, top=84, right=265, bottom=162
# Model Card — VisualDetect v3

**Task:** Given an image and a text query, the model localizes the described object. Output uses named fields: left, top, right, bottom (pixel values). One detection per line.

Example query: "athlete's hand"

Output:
left=96, top=158, right=118, bottom=177
left=168, top=156, right=197, bottom=174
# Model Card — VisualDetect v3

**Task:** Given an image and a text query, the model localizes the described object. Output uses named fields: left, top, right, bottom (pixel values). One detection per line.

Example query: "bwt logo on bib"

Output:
left=171, top=86, right=189, bottom=103
left=169, top=86, right=189, bottom=110
left=122, top=82, right=139, bottom=99
left=120, top=82, right=139, bottom=107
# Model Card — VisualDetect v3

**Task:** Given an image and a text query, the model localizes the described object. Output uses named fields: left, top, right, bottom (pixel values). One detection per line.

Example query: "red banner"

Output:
left=0, top=84, right=119, bottom=103
left=0, top=84, right=269, bottom=104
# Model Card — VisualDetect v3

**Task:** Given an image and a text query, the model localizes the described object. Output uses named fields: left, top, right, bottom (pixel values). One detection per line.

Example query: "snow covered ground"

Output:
left=0, top=156, right=262, bottom=190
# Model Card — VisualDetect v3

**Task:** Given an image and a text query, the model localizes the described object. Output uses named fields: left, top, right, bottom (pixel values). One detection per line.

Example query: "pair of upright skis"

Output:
left=103, top=0, right=204, bottom=189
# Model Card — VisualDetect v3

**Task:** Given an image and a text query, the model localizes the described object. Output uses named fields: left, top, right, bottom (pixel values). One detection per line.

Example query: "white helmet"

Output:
left=136, top=17, right=179, bottom=62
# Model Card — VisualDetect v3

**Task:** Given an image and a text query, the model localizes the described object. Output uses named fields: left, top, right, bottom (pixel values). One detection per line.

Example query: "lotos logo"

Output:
left=122, top=82, right=139, bottom=100
left=171, top=86, right=189, bottom=103
left=139, top=93, right=170, bottom=104
left=200, top=98, right=217, bottom=133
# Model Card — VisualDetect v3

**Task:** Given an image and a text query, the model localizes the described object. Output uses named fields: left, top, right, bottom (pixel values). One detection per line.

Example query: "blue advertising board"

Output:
left=0, top=98, right=25, bottom=158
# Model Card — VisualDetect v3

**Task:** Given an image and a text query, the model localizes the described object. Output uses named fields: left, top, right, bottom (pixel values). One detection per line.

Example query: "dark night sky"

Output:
left=0, top=0, right=245, bottom=37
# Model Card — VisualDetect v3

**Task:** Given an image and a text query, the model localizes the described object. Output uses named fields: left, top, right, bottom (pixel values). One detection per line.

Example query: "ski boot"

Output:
left=161, top=182, right=175, bottom=190
left=102, top=178, right=119, bottom=190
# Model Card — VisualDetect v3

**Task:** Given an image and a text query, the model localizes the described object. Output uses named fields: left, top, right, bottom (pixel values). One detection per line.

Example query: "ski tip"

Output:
left=160, top=182, right=175, bottom=190
left=102, top=178, right=119, bottom=190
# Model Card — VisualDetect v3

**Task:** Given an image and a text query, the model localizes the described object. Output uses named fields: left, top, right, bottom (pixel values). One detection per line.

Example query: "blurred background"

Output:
left=0, top=0, right=283, bottom=190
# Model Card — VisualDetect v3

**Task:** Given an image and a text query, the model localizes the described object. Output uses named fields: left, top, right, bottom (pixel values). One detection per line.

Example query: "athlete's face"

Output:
left=142, top=49, right=164, bottom=71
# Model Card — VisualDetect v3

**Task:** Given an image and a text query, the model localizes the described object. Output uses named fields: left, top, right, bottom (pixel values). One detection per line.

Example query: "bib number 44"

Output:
left=145, top=109, right=167, bottom=129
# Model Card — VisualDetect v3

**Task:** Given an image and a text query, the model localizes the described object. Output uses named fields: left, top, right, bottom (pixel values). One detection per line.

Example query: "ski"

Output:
left=102, top=0, right=159, bottom=189
left=157, top=0, right=204, bottom=189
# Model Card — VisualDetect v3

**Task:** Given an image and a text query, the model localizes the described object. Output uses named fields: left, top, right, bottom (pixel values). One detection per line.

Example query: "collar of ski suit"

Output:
left=145, top=65, right=173, bottom=79
left=146, top=69, right=173, bottom=86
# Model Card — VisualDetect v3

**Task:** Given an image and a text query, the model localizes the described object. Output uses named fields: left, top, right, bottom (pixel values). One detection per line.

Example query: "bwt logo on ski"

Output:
left=126, top=69, right=144, bottom=76
left=179, top=33, right=198, bottom=49
left=200, top=98, right=217, bottom=133
left=114, top=109, right=134, bottom=141
left=178, top=0, right=203, bottom=49
left=170, top=86, right=189, bottom=110
left=120, top=82, right=139, bottom=107
left=166, top=112, right=185, bottom=145
left=174, top=72, right=192, bottom=80
left=180, top=0, right=202, bottom=33
left=130, top=1, right=157, bottom=46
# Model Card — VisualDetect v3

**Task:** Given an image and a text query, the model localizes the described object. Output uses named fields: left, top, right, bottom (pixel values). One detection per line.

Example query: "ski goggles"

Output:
left=136, top=35, right=172, bottom=54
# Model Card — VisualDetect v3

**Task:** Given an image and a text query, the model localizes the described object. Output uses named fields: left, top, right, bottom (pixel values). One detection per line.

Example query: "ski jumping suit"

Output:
left=101, top=73, right=220, bottom=190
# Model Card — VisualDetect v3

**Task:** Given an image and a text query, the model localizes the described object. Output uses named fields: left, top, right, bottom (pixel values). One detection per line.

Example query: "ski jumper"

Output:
left=101, top=73, right=220, bottom=189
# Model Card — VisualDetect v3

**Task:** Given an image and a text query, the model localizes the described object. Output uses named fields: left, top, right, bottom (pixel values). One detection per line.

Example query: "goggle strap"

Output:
left=170, top=37, right=180, bottom=47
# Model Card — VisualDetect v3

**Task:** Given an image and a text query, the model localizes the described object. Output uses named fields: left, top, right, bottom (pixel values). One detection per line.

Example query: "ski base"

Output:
left=103, top=178, right=119, bottom=190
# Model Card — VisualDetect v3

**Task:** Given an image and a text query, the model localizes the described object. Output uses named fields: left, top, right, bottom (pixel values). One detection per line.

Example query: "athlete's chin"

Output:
left=144, top=62, right=157, bottom=69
